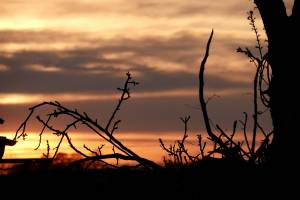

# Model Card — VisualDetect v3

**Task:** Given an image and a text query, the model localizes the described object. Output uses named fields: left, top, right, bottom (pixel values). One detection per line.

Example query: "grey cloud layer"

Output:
left=0, top=62, right=249, bottom=94
left=0, top=31, right=252, bottom=94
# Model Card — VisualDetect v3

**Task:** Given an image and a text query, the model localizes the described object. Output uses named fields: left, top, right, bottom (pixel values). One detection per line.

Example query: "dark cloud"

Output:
left=0, top=29, right=255, bottom=62
left=0, top=62, right=249, bottom=94
left=0, top=30, right=253, bottom=94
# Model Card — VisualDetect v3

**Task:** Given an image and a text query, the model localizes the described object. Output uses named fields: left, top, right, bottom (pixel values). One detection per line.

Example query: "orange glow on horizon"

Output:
left=1, top=131, right=200, bottom=164
left=1, top=131, right=267, bottom=165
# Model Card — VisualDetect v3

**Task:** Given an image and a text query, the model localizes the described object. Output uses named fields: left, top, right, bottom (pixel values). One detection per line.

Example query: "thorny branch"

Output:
left=106, top=72, right=138, bottom=131
left=237, top=9, right=272, bottom=163
left=14, top=72, right=160, bottom=170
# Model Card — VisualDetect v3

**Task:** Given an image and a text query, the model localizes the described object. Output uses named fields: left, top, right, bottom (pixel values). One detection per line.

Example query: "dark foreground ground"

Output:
left=0, top=160, right=298, bottom=199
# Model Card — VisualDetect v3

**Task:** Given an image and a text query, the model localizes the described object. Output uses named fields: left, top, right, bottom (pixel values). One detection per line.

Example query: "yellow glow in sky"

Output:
left=1, top=131, right=199, bottom=163
left=0, top=0, right=253, bottom=39
left=0, top=87, right=251, bottom=105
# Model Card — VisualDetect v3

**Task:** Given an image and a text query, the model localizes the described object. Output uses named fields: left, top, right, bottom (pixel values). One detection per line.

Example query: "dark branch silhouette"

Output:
left=161, top=18, right=275, bottom=165
left=198, top=30, right=219, bottom=144
left=198, top=30, right=249, bottom=161
left=13, top=72, right=161, bottom=170
left=159, top=116, right=202, bottom=167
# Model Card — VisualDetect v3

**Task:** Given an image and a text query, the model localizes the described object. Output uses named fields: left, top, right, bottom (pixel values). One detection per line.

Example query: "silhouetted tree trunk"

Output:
left=254, top=0, right=299, bottom=167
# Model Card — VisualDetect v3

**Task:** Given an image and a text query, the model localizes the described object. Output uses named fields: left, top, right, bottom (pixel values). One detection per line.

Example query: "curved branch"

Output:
left=198, top=30, right=224, bottom=146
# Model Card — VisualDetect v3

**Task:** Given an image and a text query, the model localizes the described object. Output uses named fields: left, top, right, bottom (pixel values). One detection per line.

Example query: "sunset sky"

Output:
left=1, top=0, right=292, bottom=161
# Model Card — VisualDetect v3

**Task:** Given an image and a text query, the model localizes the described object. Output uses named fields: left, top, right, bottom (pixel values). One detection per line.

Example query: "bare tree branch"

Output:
left=199, top=30, right=223, bottom=146
left=14, top=73, right=161, bottom=170
left=105, top=72, right=138, bottom=131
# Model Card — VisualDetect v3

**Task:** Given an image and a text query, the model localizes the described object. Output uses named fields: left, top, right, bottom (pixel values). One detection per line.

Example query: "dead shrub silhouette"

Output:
left=160, top=11, right=273, bottom=167
left=159, top=116, right=207, bottom=167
